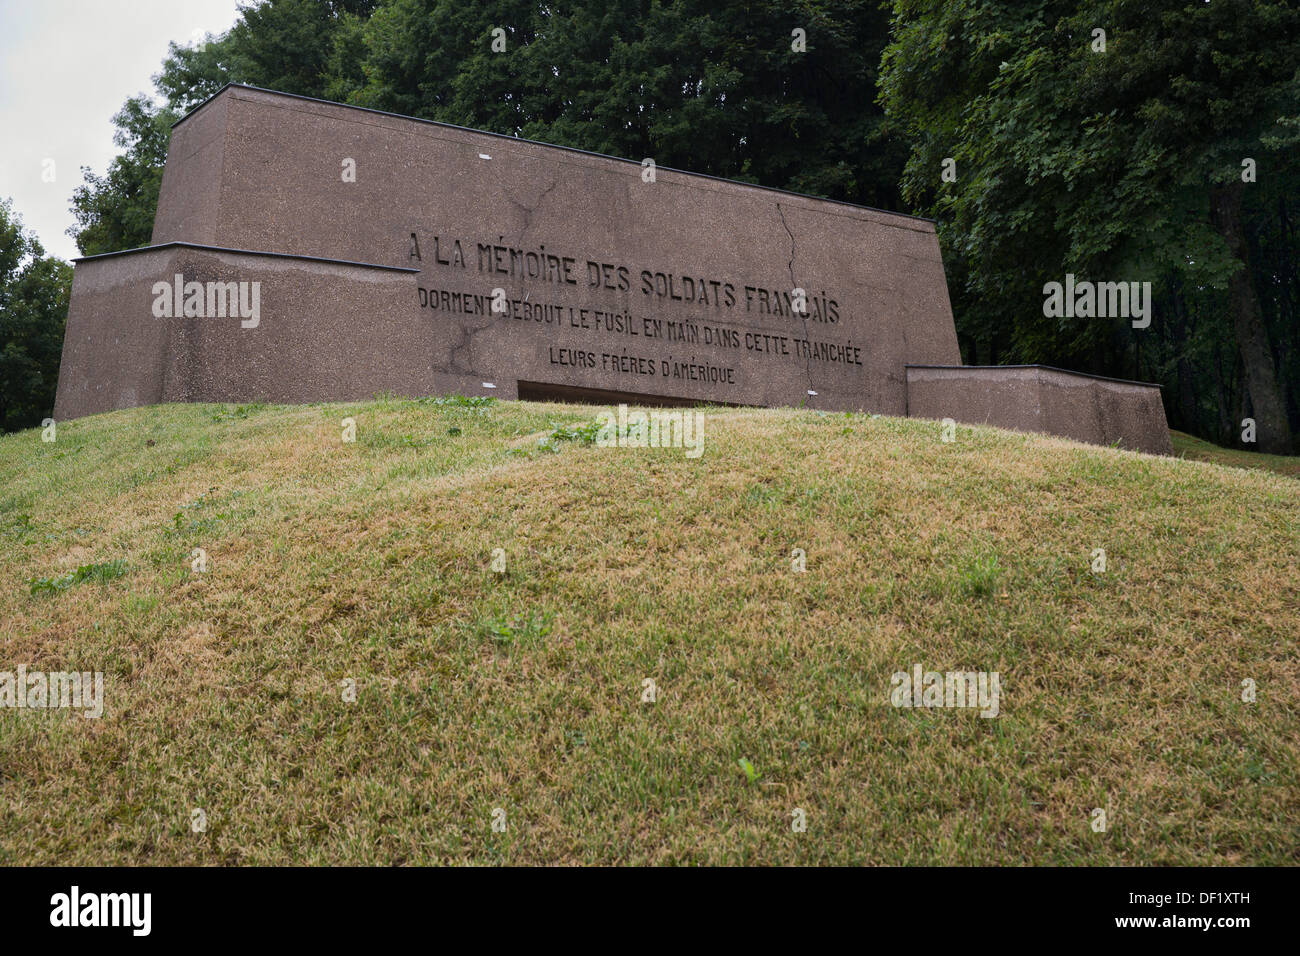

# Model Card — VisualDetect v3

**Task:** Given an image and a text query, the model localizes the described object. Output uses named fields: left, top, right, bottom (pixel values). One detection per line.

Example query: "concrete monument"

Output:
left=53, top=84, right=1172, bottom=455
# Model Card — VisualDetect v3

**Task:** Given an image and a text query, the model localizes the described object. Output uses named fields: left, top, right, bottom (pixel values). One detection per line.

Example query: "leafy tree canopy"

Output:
left=1, top=199, right=72, bottom=432
left=881, top=0, right=1300, bottom=451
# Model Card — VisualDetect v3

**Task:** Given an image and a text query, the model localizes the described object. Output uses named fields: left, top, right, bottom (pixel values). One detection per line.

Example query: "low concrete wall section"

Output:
left=905, top=364, right=1172, bottom=456
left=53, top=243, right=429, bottom=420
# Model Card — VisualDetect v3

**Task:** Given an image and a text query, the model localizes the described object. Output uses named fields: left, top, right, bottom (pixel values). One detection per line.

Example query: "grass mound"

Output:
left=0, top=399, right=1295, bottom=864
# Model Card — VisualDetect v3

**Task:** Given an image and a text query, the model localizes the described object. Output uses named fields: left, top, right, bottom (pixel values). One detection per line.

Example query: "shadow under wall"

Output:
left=516, top=381, right=746, bottom=409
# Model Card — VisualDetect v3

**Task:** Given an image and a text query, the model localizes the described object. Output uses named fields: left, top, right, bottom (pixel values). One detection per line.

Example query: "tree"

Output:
left=70, top=0, right=908, bottom=262
left=0, top=199, right=72, bottom=432
left=67, top=96, right=178, bottom=256
left=355, top=0, right=905, bottom=209
left=70, top=0, right=380, bottom=256
left=155, top=0, right=380, bottom=110
left=880, top=0, right=1300, bottom=453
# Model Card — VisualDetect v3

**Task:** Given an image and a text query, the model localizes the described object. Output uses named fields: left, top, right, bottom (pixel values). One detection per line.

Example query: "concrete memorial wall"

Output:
left=54, top=84, right=1171, bottom=455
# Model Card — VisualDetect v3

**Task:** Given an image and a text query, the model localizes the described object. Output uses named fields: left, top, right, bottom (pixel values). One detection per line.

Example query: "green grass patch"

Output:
left=1171, top=429, right=1300, bottom=479
left=29, top=559, right=130, bottom=595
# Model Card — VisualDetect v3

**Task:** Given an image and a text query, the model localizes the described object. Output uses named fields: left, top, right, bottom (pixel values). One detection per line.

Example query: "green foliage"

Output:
left=29, top=559, right=130, bottom=595
left=356, top=0, right=904, bottom=209
left=209, top=402, right=268, bottom=422
left=956, top=553, right=1001, bottom=600
left=0, top=199, right=71, bottom=432
left=421, top=394, right=498, bottom=409
left=67, top=97, right=177, bottom=256
left=71, top=0, right=907, bottom=260
left=155, top=0, right=380, bottom=110
left=540, top=419, right=603, bottom=450
left=476, top=611, right=554, bottom=646
left=880, top=0, right=1300, bottom=452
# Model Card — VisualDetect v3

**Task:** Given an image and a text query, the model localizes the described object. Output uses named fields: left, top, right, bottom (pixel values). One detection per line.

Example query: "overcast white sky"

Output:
left=0, top=0, right=244, bottom=262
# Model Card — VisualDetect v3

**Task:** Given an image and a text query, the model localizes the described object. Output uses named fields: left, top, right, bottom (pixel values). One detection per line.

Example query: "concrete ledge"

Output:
left=905, top=364, right=1172, bottom=456
left=53, top=243, right=448, bottom=420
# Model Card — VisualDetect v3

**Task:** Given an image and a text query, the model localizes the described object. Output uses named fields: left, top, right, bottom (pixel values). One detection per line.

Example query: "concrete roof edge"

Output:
left=73, top=241, right=420, bottom=273
left=904, top=364, right=1164, bottom=389
left=170, top=83, right=939, bottom=228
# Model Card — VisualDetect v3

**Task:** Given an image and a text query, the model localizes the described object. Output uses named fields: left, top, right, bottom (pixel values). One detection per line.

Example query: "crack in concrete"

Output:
left=463, top=178, right=560, bottom=381
left=507, top=179, right=558, bottom=237
left=777, top=201, right=817, bottom=400
left=446, top=320, right=476, bottom=373
left=506, top=177, right=559, bottom=317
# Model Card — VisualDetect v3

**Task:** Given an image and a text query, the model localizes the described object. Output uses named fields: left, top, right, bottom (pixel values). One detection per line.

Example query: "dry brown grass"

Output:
left=0, top=399, right=1296, bottom=864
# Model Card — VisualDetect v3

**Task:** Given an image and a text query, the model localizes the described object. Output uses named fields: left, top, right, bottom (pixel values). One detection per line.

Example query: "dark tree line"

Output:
left=0, top=200, right=71, bottom=432
left=880, top=0, right=1299, bottom=453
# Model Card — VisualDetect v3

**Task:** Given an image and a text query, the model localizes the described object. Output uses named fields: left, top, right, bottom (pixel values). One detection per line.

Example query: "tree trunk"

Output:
left=1210, top=183, right=1294, bottom=454
left=1171, top=287, right=1197, bottom=432
left=1211, top=344, right=1232, bottom=444
left=1236, top=353, right=1251, bottom=445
